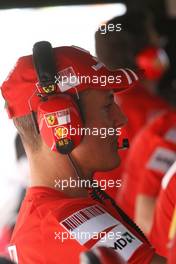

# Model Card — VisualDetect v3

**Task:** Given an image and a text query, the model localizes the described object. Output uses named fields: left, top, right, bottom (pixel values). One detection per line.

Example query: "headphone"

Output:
left=32, top=41, right=83, bottom=154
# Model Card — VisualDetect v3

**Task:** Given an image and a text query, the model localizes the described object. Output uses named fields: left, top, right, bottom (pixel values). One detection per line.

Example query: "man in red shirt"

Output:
left=167, top=205, right=176, bottom=264
left=115, top=66, right=176, bottom=236
left=1, top=42, right=165, bottom=264
left=116, top=110, right=176, bottom=231
left=149, top=161, right=176, bottom=258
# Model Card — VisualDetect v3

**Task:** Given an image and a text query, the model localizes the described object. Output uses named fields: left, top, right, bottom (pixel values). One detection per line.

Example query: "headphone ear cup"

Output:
left=37, top=94, right=83, bottom=154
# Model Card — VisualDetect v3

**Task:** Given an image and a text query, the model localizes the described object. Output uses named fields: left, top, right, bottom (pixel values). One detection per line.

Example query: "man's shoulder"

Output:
left=12, top=188, right=97, bottom=236
left=10, top=190, right=97, bottom=249
left=10, top=191, right=155, bottom=263
left=15, top=188, right=93, bottom=222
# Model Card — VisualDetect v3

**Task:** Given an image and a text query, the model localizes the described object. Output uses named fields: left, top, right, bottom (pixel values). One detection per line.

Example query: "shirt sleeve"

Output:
left=137, top=132, right=176, bottom=197
left=149, top=175, right=176, bottom=257
left=41, top=209, right=87, bottom=264
left=41, top=202, right=155, bottom=264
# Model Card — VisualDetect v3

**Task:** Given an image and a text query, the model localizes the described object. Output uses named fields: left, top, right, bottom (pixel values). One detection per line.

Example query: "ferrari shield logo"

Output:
left=46, top=114, right=58, bottom=126
left=45, top=109, right=70, bottom=128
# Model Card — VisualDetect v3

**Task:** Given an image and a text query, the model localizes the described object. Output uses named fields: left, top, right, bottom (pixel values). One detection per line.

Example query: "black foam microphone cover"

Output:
left=32, top=41, right=57, bottom=87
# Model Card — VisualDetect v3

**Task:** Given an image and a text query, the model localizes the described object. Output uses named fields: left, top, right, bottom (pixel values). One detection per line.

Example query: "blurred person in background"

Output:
left=149, top=156, right=176, bottom=257
left=167, top=202, right=176, bottom=264
left=0, top=134, right=28, bottom=258
left=94, top=11, right=170, bottom=198
left=115, top=70, right=176, bottom=236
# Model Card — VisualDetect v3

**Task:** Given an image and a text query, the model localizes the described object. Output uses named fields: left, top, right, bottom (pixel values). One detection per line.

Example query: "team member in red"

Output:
left=167, top=205, right=176, bottom=264
left=95, top=12, right=170, bottom=198
left=116, top=70, right=176, bottom=234
left=1, top=42, right=165, bottom=264
left=116, top=110, right=176, bottom=231
left=149, top=161, right=176, bottom=257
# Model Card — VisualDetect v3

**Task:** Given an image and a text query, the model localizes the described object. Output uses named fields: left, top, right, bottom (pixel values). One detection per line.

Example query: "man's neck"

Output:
left=28, top=151, right=92, bottom=198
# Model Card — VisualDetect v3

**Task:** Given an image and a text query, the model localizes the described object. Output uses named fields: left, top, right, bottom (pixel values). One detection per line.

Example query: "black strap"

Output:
left=89, top=186, right=149, bottom=243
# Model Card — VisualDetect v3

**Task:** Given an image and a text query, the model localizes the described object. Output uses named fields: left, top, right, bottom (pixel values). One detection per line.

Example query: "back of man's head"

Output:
left=95, top=11, right=158, bottom=70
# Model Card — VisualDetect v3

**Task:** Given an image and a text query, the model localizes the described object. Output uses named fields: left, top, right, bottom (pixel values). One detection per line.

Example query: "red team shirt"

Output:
left=150, top=161, right=176, bottom=258
left=94, top=85, right=169, bottom=199
left=8, top=186, right=154, bottom=264
left=116, top=110, right=176, bottom=219
left=168, top=205, right=176, bottom=264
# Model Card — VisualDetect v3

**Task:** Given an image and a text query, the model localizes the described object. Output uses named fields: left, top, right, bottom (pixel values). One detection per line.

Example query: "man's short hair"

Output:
left=13, top=114, right=42, bottom=152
